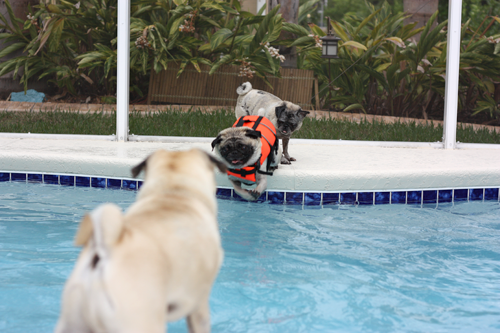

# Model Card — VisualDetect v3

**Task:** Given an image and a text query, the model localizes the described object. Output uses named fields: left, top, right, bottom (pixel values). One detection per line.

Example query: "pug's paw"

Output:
left=280, top=156, right=292, bottom=165
left=249, top=190, right=262, bottom=200
left=283, top=153, right=296, bottom=162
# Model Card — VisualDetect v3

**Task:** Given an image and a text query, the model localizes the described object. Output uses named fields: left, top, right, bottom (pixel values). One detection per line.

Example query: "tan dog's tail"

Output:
left=236, top=82, right=252, bottom=95
left=75, top=203, right=124, bottom=249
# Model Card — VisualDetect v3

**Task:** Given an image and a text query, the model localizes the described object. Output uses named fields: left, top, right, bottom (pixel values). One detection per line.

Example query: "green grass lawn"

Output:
left=1, top=108, right=499, bottom=144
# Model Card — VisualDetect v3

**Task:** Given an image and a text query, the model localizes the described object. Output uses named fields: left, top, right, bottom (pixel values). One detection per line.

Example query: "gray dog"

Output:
left=235, top=82, right=310, bottom=164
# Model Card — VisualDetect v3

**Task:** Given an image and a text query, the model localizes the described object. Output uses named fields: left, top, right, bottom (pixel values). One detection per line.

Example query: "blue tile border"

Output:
left=286, top=192, right=304, bottom=205
left=323, top=193, right=339, bottom=205
left=76, top=176, right=90, bottom=187
left=11, top=173, right=26, bottom=182
left=375, top=192, right=390, bottom=205
left=0, top=171, right=499, bottom=207
left=60, top=175, right=75, bottom=186
left=305, top=192, right=321, bottom=206
left=27, top=173, right=43, bottom=183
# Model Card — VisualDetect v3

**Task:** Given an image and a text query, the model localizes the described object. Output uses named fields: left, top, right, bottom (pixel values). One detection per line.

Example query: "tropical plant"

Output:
left=283, top=1, right=500, bottom=121
left=0, top=0, right=287, bottom=97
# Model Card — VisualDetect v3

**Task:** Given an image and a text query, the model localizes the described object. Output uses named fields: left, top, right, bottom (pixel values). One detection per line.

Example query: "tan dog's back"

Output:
left=56, top=149, right=226, bottom=333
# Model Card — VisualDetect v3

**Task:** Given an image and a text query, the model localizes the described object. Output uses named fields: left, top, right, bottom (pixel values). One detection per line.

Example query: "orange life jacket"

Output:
left=227, top=115, right=278, bottom=185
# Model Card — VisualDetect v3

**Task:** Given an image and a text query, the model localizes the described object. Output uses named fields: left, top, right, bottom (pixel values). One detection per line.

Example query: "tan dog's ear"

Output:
left=131, top=155, right=149, bottom=178
left=75, top=214, right=93, bottom=246
left=204, top=151, right=227, bottom=173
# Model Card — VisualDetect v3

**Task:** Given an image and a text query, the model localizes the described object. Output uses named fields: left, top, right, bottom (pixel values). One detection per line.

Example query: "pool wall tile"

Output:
left=375, top=192, right=390, bottom=205
left=232, top=191, right=248, bottom=202
left=122, top=180, right=137, bottom=191
left=469, top=188, right=483, bottom=201
left=407, top=191, right=422, bottom=204
left=76, top=176, right=91, bottom=187
left=484, top=188, right=499, bottom=201
left=340, top=192, right=356, bottom=205
left=60, top=175, right=75, bottom=186
left=107, top=178, right=122, bottom=189
left=454, top=189, right=468, bottom=202
left=358, top=192, right=374, bottom=205
left=305, top=193, right=321, bottom=206
left=216, top=188, right=232, bottom=198
left=438, top=190, right=453, bottom=203
left=256, top=192, right=267, bottom=203
left=11, top=173, right=26, bottom=182
left=391, top=191, right=406, bottom=204
left=423, top=190, right=437, bottom=204
left=91, top=177, right=106, bottom=188
left=322, top=193, right=339, bottom=205
left=27, top=174, right=43, bottom=183
left=286, top=192, right=304, bottom=205
left=1, top=171, right=499, bottom=206
left=43, top=174, right=59, bottom=185
left=268, top=191, right=284, bottom=204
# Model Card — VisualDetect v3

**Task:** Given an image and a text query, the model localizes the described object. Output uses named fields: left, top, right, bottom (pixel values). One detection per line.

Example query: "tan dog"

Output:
left=55, top=149, right=227, bottom=333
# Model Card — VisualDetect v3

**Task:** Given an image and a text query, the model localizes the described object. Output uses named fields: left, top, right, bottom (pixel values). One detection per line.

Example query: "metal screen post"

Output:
left=442, top=0, right=462, bottom=149
left=116, top=0, right=131, bottom=142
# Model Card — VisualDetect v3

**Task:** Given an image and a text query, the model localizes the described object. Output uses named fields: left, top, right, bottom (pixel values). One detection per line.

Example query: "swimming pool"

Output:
left=1, top=182, right=499, bottom=332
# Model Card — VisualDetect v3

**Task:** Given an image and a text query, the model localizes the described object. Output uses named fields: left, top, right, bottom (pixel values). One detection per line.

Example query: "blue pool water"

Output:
left=0, top=182, right=499, bottom=333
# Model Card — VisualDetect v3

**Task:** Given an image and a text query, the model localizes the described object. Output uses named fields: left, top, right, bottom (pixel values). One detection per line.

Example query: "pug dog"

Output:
left=55, top=149, right=226, bottom=333
left=235, top=82, right=310, bottom=164
left=211, top=116, right=281, bottom=201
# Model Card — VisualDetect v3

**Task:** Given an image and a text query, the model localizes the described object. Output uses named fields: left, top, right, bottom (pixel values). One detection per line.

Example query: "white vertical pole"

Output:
left=116, top=0, right=130, bottom=142
left=442, top=0, right=462, bottom=149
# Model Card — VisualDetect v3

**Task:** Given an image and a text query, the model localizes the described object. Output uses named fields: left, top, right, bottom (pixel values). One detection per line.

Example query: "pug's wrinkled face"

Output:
left=212, top=127, right=262, bottom=169
left=275, top=102, right=310, bottom=138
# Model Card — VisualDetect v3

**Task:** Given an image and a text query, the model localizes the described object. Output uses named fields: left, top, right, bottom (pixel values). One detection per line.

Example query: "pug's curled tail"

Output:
left=237, top=82, right=252, bottom=95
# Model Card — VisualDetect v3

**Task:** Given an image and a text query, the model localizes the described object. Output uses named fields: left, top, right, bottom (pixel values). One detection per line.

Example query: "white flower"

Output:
left=486, top=36, right=500, bottom=44
left=74, top=1, right=80, bottom=9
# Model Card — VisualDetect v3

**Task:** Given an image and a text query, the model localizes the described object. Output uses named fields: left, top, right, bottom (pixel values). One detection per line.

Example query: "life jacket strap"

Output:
left=235, top=115, right=264, bottom=130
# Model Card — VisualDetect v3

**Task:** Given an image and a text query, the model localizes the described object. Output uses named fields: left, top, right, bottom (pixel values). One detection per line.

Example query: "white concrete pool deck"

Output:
left=0, top=136, right=499, bottom=192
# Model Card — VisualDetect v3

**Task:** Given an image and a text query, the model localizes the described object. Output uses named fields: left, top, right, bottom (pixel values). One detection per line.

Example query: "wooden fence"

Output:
left=148, top=63, right=315, bottom=109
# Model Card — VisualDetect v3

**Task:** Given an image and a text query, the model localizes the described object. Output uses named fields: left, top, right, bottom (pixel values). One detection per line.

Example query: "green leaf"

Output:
left=176, top=60, right=188, bottom=78
left=282, top=22, right=309, bottom=37
left=264, top=49, right=276, bottom=74
left=210, top=28, right=233, bottom=51
left=199, top=14, right=221, bottom=29
left=341, top=41, right=367, bottom=51
left=210, top=54, right=232, bottom=75
left=190, top=59, right=201, bottom=72
left=374, top=62, right=391, bottom=72
left=198, top=43, right=211, bottom=52
left=48, top=18, right=65, bottom=52
left=291, top=36, right=315, bottom=47
left=47, top=4, right=62, bottom=14
left=331, top=21, right=349, bottom=42
left=249, top=5, right=281, bottom=53
left=354, top=8, right=381, bottom=35
left=309, top=24, right=325, bottom=37
left=343, top=104, right=365, bottom=112
left=0, top=42, right=26, bottom=59
left=169, top=16, right=185, bottom=37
